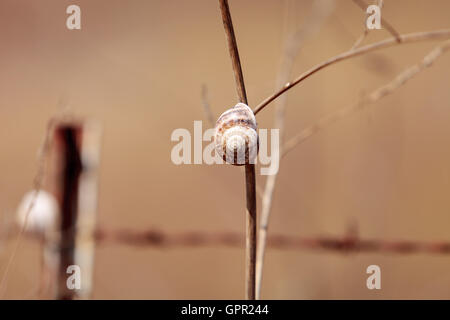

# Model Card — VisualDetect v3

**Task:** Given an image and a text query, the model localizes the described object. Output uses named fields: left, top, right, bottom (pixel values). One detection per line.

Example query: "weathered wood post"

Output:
left=49, top=120, right=101, bottom=299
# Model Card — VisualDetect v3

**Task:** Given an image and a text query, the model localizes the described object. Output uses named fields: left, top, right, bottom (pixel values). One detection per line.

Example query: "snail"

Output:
left=214, top=103, right=259, bottom=165
left=16, top=190, right=59, bottom=234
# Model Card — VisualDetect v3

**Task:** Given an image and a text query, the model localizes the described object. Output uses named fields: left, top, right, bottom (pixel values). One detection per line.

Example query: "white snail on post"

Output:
left=16, top=190, right=59, bottom=234
left=214, top=103, right=259, bottom=165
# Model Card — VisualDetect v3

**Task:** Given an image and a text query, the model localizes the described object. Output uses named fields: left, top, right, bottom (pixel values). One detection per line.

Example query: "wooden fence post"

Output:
left=49, top=120, right=101, bottom=300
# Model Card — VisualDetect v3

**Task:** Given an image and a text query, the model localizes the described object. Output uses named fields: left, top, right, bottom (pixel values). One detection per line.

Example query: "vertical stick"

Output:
left=50, top=121, right=101, bottom=300
left=218, top=0, right=257, bottom=300
left=244, top=164, right=257, bottom=300
left=54, top=124, right=83, bottom=300
left=76, top=121, right=102, bottom=299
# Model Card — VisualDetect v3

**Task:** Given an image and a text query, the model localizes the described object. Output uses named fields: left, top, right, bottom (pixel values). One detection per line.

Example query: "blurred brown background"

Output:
left=1, top=0, right=450, bottom=299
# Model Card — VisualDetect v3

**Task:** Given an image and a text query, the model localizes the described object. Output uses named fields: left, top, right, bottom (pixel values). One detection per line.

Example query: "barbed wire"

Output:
left=87, top=227, right=450, bottom=254
left=4, top=224, right=450, bottom=255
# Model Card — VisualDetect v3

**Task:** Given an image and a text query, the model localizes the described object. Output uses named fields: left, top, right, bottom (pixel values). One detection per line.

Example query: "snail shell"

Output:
left=16, top=190, right=59, bottom=233
left=214, top=103, right=259, bottom=165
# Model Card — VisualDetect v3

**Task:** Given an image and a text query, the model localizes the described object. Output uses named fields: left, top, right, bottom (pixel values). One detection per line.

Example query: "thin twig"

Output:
left=218, top=0, right=257, bottom=300
left=0, top=119, right=56, bottom=297
left=219, top=0, right=247, bottom=104
left=350, top=18, right=369, bottom=50
left=253, top=28, right=450, bottom=115
left=0, top=98, right=73, bottom=297
left=201, top=85, right=215, bottom=127
left=256, top=0, right=335, bottom=300
left=351, top=30, right=369, bottom=50
left=352, top=0, right=401, bottom=43
left=350, top=0, right=399, bottom=50
left=283, top=39, right=450, bottom=156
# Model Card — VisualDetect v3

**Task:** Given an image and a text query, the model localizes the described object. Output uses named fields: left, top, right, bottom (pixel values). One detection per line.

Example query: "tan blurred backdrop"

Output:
left=1, top=0, right=450, bottom=299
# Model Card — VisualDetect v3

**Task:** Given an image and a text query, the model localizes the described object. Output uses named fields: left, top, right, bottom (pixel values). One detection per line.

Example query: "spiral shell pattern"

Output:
left=214, top=103, right=259, bottom=166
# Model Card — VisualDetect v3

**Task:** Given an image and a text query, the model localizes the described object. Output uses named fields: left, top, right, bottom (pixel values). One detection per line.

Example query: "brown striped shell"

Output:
left=214, top=103, right=259, bottom=165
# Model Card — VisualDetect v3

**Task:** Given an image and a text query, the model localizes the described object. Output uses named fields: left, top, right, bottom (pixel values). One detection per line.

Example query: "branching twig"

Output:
left=351, top=28, right=370, bottom=51
left=352, top=0, right=401, bottom=45
left=201, top=85, right=215, bottom=127
left=282, top=39, right=450, bottom=156
left=218, top=0, right=257, bottom=300
left=0, top=119, right=56, bottom=297
left=253, top=28, right=450, bottom=115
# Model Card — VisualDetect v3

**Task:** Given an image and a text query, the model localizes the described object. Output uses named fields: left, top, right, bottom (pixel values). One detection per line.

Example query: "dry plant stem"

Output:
left=219, top=0, right=247, bottom=104
left=350, top=0, right=399, bottom=50
left=0, top=119, right=55, bottom=297
left=283, top=39, right=450, bottom=156
left=351, top=24, right=369, bottom=50
left=255, top=0, right=334, bottom=299
left=253, top=28, right=450, bottom=115
left=349, top=2, right=367, bottom=49
left=201, top=85, right=215, bottom=127
left=352, top=0, right=401, bottom=43
left=218, top=0, right=256, bottom=300
left=244, top=165, right=256, bottom=300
